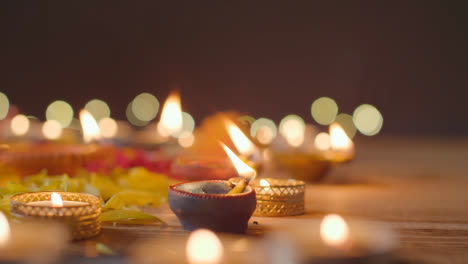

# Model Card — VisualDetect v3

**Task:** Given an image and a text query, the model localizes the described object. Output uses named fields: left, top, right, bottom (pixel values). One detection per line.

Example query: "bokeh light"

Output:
left=42, top=120, right=63, bottom=140
left=0, top=92, right=9, bottom=120
left=353, top=104, right=383, bottom=136
left=181, top=112, right=195, bottom=134
left=279, top=115, right=306, bottom=147
left=178, top=131, right=195, bottom=148
left=314, top=132, right=330, bottom=151
left=250, top=118, right=277, bottom=145
left=131, top=93, right=159, bottom=122
left=46, top=100, right=74, bottom=128
left=84, top=99, right=110, bottom=122
left=98, top=117, right=118, bottom=138
left=311, top=97, right=339, bottom=125
left=126, top=102, right=149, bottom=127
left=334, top=113, right=357, bottom=138
left=10, top=114, right=30, bottom=136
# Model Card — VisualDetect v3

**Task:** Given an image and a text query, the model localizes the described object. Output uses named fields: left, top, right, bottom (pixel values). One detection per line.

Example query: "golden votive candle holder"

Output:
left=230, top=178, right=305, bottom=217
left=10, top=192, right=101, bottom=240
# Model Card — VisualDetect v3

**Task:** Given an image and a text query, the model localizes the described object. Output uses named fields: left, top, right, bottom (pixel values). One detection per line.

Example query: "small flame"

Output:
left=158, top=92, right=182, bottom=137
left=221, top=143, right=256, bottom=180
left=225, top=120, right=256, bottom=156
left=259, top=179, right=270, bottom=187
left=186, top=229, right=223, bottom=264
left=0, top=212, right=10, bottom=247
left=80, top=110, right=101, bottom=143
left=329, top=123, right=353, bottom=151
left=51, top=192, right=64, bottom=207
left=320, top=214, right=349, bottom=248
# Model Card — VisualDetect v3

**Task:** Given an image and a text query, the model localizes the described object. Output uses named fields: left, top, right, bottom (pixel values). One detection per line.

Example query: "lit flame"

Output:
left=158, top=92, right=182, bottom=137
left=329, top=123, right=353, bottom=151
left=221, top=143, right=256, bottom=180
left=80, top=109, right=101, bottom=143
left=225, top=120, right=256, bottom=156
left=0, top=212, right=10, bottom=247
left=320, top=214, right=349, bottom=248
left=259, top=179, right=270, bottom=191
left=51, top=192, right=64, bottom=207
left=259, top=179, right=270, bottom=187
left=186, top=229, right=223, bottom=264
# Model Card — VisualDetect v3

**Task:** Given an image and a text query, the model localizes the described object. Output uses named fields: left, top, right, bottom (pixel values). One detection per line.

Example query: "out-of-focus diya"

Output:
left=168, top=144, right=257, bottom=233
left=271, top=123, right=354, bottom=182
left=170, top=156, right=238, bottom=181
left=0, top=143, right=114, bottom=176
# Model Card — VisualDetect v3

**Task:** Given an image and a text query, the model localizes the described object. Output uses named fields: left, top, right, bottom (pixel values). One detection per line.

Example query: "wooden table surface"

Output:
left=74, top=137, right=468, bottom=264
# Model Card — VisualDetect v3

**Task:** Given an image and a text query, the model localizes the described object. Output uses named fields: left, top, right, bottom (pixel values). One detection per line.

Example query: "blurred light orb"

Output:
left=98, top=117, right=118, bottom=138
left=131, top=93, right=159, bottom=122
left=42, top=120, right=63, bottom=140
left=353, top=104, right=383, bottom=136
left=186, top=229, right=223, bottom=264
left=250, top=118, right=277, bottom=145
left=279, top=115, right=305, bottom=147
left=311, top=97, right=339, bottom=125
left=84, top=99, right=110, bottom=121
left=181, top=112, right=195, bottom=134
left=178, top=131, right=195, bottom=148
left=0, top=92, right=9, bottom=120
left=334, top=113, right=356, bottom=138
left=126, top=102, right=149, bottom=127
left=314, top=132, right=331, bottom=151
left=46, top=100, right=74, bottom=128
left=10, top=114, right=30, bottom=136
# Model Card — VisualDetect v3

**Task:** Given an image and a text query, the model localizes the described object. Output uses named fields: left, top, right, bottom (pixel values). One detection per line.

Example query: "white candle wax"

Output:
left=26, top=201, right=88, bottom=207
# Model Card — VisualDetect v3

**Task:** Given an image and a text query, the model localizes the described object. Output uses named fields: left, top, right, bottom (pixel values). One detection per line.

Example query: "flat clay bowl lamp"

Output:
left=168, top=144, right=257, bottom=233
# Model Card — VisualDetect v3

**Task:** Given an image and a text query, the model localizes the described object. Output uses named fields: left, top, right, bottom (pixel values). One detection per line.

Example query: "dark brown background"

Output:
left=1, top=1, right=467, bottom=135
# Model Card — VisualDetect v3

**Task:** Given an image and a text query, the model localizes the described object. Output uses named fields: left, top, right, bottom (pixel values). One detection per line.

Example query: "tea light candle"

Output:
left=10, top=191, right=101, bottom=240
left=26, top=192, right=88, bottom=207
left=231, top=177, right=305, bottom=217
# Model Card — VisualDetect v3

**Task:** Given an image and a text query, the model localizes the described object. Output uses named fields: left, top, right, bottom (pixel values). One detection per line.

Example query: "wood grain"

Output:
left=74, top=137, right=468, bottom=264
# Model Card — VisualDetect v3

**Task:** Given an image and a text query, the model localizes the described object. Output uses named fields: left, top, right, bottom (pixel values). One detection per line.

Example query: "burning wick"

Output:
left=51, top=192, right=64, bottom=207
left=221, top=143, right=256, bottom=195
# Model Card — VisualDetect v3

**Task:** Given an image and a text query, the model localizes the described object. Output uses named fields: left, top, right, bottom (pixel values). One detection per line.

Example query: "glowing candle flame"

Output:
left=320, top=214, right=349, bottom=248
left=259, top=179, right=270, bottom=187
left=51, top=192, right=64, bottom=207
left=225, top=120, right=256, bottom=156
left=329, top=123, right=354, bottom=151
left=158, top=92, right=183, bottom=137
left=221, top=143, right=256, bottom=180
left=0, top=212, right=10, bottom=247
left=79, top=109, right=101, bottom=143
left=186, top=229, right=223, bottom=264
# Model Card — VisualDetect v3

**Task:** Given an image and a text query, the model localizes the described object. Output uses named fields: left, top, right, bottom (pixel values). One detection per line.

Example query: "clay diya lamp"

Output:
left=169, top=144, right=257, bottom=233
left=272, top=123, right=354, bottom=182
left=168, top=180, right=256, bottom=233
left=170, top=155, right=238, bottom=181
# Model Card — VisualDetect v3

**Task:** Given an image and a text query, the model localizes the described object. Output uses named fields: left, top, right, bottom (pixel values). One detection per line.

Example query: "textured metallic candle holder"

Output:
left=230, top=178, right=305, bottom=217
left=10, top=192, right=101, bottom=240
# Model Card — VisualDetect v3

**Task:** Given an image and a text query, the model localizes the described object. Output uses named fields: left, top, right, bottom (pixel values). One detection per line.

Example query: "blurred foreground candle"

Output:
left=186, top=229, right=223, bottom=264
left=10, top=192, right=101, bottom=240
left=0, top=211, right=68, bottom=263
left=282, top=214, right=397, bottom=263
